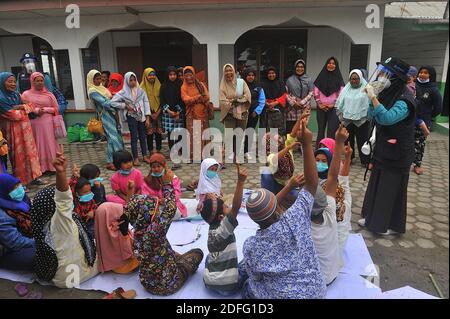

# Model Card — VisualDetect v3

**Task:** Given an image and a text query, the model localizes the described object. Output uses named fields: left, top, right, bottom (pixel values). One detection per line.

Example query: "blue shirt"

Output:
left=0, top=208, right=34, bottom=251
left=368, top=100, right=409, bottom=126
left=254, top=88, right=266, bottom=116
left=240, top=189, right=326, bottom=299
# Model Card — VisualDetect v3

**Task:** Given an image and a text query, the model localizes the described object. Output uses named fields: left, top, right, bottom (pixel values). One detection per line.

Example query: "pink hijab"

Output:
left=95, top=202, right=134, bottom=273
left=22, top=72, right=58, bottom=114
left=319, top=138, right=336, bottom=156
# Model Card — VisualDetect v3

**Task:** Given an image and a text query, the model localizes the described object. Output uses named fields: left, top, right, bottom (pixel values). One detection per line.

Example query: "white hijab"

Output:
left=195, top=158, right=222, bottom=197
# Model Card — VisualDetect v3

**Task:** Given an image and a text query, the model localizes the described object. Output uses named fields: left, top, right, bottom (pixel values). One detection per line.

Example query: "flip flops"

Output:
left=103, top=287, right=137, bottom=299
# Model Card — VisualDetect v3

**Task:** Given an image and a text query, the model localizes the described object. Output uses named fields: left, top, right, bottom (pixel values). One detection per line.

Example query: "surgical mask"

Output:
left=206, top=170, right=218, bottom=179
left=417, top=78, right=430, bottom=84
left=79, top=192, right=94, bottom=203
left=9, top=185, right=25, bottom=202
left=89, top=177, right=103, bottom=187
left=316, top=162, right=329, bottom=173
left=119, top=168, right=134, bottom=176
left=151, top=168, right=165, bottom=178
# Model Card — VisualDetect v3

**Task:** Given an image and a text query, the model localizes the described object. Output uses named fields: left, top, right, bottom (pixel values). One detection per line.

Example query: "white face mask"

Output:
left=417, top=78, right=430, bottom=84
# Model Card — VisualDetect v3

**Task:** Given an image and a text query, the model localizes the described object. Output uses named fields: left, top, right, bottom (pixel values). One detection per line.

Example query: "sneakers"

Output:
left=357, top=218, right=366, bottom=227
left=377, top=229, right=399, bottom=236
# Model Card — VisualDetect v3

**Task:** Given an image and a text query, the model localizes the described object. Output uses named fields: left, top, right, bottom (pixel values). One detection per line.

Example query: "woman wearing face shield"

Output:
left=358, top=57, right=416, bottom=236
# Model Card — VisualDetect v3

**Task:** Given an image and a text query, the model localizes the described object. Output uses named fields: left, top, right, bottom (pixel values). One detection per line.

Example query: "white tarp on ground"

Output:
left=0, top=209, right=436, bottom=299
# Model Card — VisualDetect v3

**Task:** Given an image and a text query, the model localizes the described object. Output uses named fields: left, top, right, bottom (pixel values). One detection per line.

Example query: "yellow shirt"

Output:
left=51, top=189, right=98, bottom=288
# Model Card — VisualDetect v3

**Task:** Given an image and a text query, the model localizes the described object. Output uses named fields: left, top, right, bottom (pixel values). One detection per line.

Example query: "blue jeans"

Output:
left=127, top=116, right=148, bottom=159
left=0, top=243, right=35, bottom=271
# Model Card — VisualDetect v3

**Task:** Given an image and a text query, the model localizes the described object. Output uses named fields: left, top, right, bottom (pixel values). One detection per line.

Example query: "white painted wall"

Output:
left=306, top=27, right=352, bottom=82
left=0, top=36, right=33, bottom=73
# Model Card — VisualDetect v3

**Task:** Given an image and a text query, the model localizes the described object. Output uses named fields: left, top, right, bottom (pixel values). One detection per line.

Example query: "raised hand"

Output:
left=287, top=141, right=301, bottom=151
left=335, top=123, right=349, bottom=144
left=236, top=163, right=248, bottom=183
left=72, top=163, right=80, bottom=178
left=344, top=144, right=353, bottom=159
left=288, top=173, right=305, bottom=188
left=298, top=119, right=312, bottom=145
left=53, top=145, right=67, bottom=174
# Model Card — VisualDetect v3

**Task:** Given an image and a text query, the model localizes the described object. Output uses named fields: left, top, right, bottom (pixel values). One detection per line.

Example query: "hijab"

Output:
left=140, top=67, right=161, bottom=112
left=377, top=74, right=408, bottom=109
left=314, top=57, right=345, bottom=97
left=86, top=69, right=112, bottom=99
left=0, top=72, right=21, bottom=114
left=144, top=152, right=173, bottom=191
left=243, top=67, right=261, bottom=91
left=335, top=69, right=369, bottom=120
left=262, top=66, right=285, bottom=99
left=181, top=66, right=206, bottom=96
left=23, top=72, right=59, bottom=113
left=107, top=73, right=124, bottom=96
left=0, top=173, right=30, bottom=213
left=318, top=138, right=336, bottom=156
left=265, top=133, right=294, bottom=180
left=416, top=65, right=438, bottom=88
left=95, top=202, right=133, bottom=273
left=115, top=72, right=146, bottom=104
left=286, top=59, right=313, bottom=99
left=195, top=158, right=222, bottom=197
left=160, top=66, right=183, bottom=108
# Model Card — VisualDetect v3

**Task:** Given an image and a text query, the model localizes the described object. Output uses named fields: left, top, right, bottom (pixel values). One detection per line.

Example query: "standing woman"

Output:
left=285, top=59, right=314, bottom=134
left=314, top=57, right=345, bottom=148
left=335, top=69, right=371, bottom=165
left=22, top=72, right=59, bottom=174
left=112, top=72, right=151, bottom=166
left=160, top=66, right=185, bottom=163
left=243, top=68, right=265, bottom=159
left=181, top=66, right=211, bottom=162
left=141, top=67, right=163, bottom=154
left=261, top=66, right=287, bottom=136
left=219, top=63, right=251, bottom=159
left=0, top=72, right=42, bottom=185
left=359, top=58, right=416, bottom=235
left=413, top=66, right=443, bottom=175
left=86, top=69, right=124, bottom=171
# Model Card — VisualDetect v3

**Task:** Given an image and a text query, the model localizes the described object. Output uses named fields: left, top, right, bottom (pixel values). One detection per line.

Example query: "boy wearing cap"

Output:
left=200, top=164, right=248, bottom=296
left=240, top=119, right=326, bottom=299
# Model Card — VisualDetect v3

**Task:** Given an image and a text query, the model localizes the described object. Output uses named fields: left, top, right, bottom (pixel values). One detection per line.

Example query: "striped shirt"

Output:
left=203, top=215, right=239, bottom=292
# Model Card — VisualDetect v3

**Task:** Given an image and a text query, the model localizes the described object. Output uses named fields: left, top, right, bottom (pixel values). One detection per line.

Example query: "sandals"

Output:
left=413, top=166, right=424, bottom=175
left=14, top=283, right=28, bottom=297
left=133, top=159, right=141, bottom=167
left=186, top=180, right=198, bottom=192
left=106, top=163, right=117, bottom=171
left=177, top=248, right=204, bottom=276
left=103, top=287, right=137, bottom=299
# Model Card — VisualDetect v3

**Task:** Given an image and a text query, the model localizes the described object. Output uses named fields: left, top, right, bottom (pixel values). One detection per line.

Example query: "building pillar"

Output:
left=67, top=45, right=87, bottom=110
left=367, top=40, right=383, bottom=77
left=207, top=42, right=220, bottom=107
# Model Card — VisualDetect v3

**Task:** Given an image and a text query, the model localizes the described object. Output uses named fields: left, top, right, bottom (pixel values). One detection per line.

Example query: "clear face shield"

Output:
left=22, top=58, right=36, bottom=74
left=366, top=64, right=394, bottom=96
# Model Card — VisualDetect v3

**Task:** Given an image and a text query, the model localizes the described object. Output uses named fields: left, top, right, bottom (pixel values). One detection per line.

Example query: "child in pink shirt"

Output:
left=141, top=152, right=187, bottom=217
left=106, top=150, right=144, bottom=205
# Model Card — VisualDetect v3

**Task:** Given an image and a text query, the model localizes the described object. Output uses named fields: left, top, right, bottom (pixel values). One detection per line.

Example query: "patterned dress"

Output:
left=125, top=185, right=203, bottom=295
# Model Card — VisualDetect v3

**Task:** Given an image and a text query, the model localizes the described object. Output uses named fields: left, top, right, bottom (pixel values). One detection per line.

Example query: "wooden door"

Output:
left=116, top=47, right=143, bottom=82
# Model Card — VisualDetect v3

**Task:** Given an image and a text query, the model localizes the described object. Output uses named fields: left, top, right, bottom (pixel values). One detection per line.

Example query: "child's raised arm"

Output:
left=230, top=163, right=248, bottom=218
left=53, top=145, right=69, bottom=192
left=339, top=145, right=353, bottom=177
left=298, top=119, right=317, bottom=196
left=325, top=124, right=348, bottom=198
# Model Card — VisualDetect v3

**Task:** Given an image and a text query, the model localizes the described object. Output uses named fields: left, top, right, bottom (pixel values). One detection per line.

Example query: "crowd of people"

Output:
left=0, top=53, right=444, bottom=298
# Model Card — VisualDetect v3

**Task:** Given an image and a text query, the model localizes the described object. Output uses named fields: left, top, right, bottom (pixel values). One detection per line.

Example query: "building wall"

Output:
left=382, top=28, right=448, bottom=82
left=0, top=35, right=33, bottom=73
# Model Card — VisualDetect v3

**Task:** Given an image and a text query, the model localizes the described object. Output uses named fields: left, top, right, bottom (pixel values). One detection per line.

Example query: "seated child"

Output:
left=106, top=150, right=144, bottom=205
left=261, top=112, right=309, bottom=194
left=200, top=164, right=248, bottom=296
left=196, top=158, right=223, bottom=212
left=318, top=138, right=335, bottom=156
left=141, top=152, right=187, bottom=218
left=309, top=124, right=348, bottom=285
left=69, top=163, right=107, bottom=239
left=240, top=119, right=326, bottom=299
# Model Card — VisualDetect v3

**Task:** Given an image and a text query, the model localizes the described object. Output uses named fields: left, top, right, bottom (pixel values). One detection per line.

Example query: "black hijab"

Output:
left=160, top=66, right=183, bottom=110
left=416, top=65, right=438, bottom=89
left=262, top=66, right=285, bottom=99
left=378, top=74, right=408, bottom=109
left=314, top=57, right=345, bottom=97
left=243, top=68, right=260, bottom=91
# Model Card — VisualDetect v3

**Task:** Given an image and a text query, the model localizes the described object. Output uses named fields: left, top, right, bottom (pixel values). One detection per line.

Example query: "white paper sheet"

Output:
left=326, top=273, right=382, bottom=299
left=340, top=233, right=378, bottom=277
left=377, top=286, right=440, bottom=299
left=167, top=221, right=202, bottom=246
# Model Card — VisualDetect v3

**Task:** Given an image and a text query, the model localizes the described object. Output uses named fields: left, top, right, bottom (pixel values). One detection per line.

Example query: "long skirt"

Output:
left=31, top=113, right=58, bottom=173
left=101, top=110, right=124, bottom=163
left=361, top=161, right=409, bottom=233
left=186, top=113, right=209, bottom=162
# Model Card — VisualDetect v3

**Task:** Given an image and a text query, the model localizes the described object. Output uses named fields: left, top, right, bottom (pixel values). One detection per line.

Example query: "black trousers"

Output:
left=244, top=113, right=259, bottom=154
left=346, top=121, right=370, bottom=165
left=127, top=116, right=148, bottom=159
left=147, top=133, right=162, bottom=152
left=316, top=108, right=340, bottom=148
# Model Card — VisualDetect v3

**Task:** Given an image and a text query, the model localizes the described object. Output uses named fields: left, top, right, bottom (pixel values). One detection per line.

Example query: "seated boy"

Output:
left=240, top=119, right=326, bottom=299
left=200, top=164, right=248, bottom=296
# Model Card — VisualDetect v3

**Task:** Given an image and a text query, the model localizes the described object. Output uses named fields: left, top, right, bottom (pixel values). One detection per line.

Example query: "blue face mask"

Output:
left=206, top=170, right=218, bottom=179
left=9, top=185, right=25, bottom=202
left=119, top=168, right=134, bottom=176
left=316, top=162, right=329, bottom=173
left=89, top=177, right=103, bottom=187
left=79, top=192, right=95, bottom=203
left=151, top=169, right=165, bottom=178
